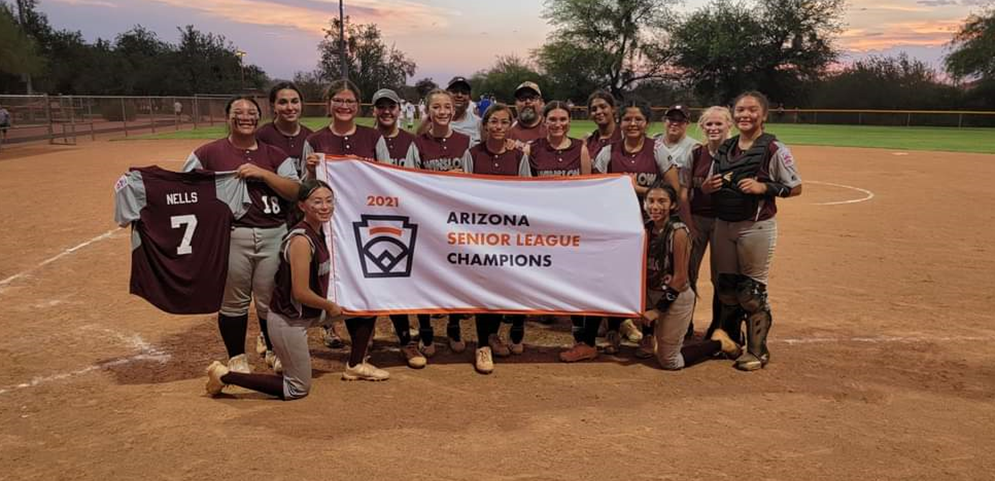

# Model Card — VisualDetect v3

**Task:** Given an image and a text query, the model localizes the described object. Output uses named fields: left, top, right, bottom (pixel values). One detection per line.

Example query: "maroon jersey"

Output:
left=467, top=143, right=529, bottom=176
left=688, top=145, right=716, bottom=217
left=530, top=137, right=583, bottom=177
left=269, top=221, right=331, bottom=320
left=305, top=125, right=383, bottom=160
left=508, top=121, right=547, bottom=145
left=256, top=122, right=314, bottom=173
left=646, top=220, right=690, bottom=295
left=585, top=128, right=622, bottom=160
left=411, top=131, right=471, bottom=172
left=594, top=136, right=672, bottom=189
left=114, top=166, right=250, bottom=314
left=183, top=138, right=298, bottom=229
left=381, top=129, right=416, bottom=166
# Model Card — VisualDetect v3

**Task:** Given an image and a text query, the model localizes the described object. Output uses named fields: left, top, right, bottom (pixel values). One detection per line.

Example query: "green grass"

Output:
left=128, top=117, right=995, bottom=154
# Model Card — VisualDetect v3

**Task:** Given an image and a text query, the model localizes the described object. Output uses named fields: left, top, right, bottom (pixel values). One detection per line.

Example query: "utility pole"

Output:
left=16, top=0, right=35, bottom=94
left=339, top=0, right=347, bottom=80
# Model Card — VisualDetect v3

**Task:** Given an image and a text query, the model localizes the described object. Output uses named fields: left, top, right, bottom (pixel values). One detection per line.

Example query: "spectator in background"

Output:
left=0, top=103, right=11, bottom=147
left=447, top=76, right=481, bottom=145
left=173, top=100, right=183, bottom=122
left=477, top=94, right=492, bottom=117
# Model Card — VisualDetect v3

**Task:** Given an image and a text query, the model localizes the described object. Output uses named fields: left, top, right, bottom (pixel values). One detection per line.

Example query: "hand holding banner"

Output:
left=317, top=156, right=646, bottom=316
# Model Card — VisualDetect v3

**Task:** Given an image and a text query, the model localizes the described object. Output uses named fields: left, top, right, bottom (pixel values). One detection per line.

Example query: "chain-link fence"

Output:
left=0, top=94, right=270, bottom=147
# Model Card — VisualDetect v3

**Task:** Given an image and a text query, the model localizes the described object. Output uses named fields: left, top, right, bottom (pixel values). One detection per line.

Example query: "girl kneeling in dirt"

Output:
left=639, top=181, right=742, bottom=369
left=204, top=179, right=382, bottom=400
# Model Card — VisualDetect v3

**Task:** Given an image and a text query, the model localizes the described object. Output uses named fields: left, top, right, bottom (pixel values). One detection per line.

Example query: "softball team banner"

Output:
left=316, top=156, right=646, bottom=316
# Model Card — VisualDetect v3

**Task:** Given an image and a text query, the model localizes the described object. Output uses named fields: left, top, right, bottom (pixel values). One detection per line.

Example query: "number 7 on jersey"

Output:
left=170, top=214, right=198, bottom=255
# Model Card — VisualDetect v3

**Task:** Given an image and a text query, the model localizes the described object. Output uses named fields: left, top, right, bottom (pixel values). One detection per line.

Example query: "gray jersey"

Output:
left=653, top=135, right=699, bottom=187
left=450, top=110, right=482, bottom=146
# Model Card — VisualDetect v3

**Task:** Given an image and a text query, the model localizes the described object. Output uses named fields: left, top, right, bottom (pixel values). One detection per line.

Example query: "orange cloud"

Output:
left=146, top=0, right=449, bottom=37
left=841, top=20, right=963, bottom=51
left=840, top=0, right=972, bottom=51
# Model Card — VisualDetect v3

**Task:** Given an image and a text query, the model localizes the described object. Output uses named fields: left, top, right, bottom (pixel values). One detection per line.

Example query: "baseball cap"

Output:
left=372, top=89, right=401, bottom=106
left=447, top=76, right=471, bottom=91
left=514, top=81, right=542, bottom=98
left=664, top=104, right=690, bottom=121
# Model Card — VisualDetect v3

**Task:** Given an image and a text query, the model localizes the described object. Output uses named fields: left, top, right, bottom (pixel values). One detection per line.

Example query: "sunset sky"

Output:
left=38, top=0, right=985, bottom=84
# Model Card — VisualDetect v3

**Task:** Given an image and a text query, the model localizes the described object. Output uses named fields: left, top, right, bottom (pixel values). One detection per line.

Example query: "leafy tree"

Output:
left=0, top=3, right=44, bottom=84
left=670, top=0, right=844, bottom=105
left=534, top=0, right=674, bottom=100
left=811, top=54, right=960, bottom=110
left=469, top=55, right=547, bottom=103
left=413, top=78, right=437, bottom=98
left=317, top=16, right=416, bottom=101
left=945, top=8, right=995, bottom=109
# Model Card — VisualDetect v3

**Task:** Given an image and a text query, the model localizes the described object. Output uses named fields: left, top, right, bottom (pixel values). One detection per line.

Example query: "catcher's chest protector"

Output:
left=712, top=133, right=776, bottom=222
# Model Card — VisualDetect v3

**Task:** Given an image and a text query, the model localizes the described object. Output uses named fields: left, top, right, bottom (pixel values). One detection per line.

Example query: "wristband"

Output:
left=654, top=286, right=680, bottom=312
left=764, top=182, right=791, bottom=198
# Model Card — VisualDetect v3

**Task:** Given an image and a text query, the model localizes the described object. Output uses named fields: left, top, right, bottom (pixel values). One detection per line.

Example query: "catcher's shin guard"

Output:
left=735, top=278, right=771, bottom=371
left=708, top=274, right=743, bottom=341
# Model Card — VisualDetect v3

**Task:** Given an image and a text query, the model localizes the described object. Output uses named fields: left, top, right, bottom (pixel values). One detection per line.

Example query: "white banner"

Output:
left=316, top=156, right=646, bottom=316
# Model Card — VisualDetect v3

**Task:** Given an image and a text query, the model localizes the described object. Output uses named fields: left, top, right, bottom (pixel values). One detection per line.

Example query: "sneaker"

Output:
left=559, top=343, right=598, bottom=363
left=401, top=343, right=427, bottom=369
left=448, top=337, right=466, bottom=353
left=604, top=330, right=621, bottom=355
left=734, top=352, right=764, bottom=371
left=509, top=341, right=524, bottom=355
left=488, top=334, right=511, bottom=357
left=205, top=361, right=229, bottom=396
left=475, top=347, right=494, bottom=374
left=227, top=354, right=250, bottom=374
left=322, top=326, right=345, bottom=349
left=619, top=319, right=644, bottom=343
left=419, top=341, right=436, bottom=358
left=255, top=333, right=267, bottom=357
left=710, top=328, right=742, bottom=358
left=264, top=350, right=283, bottom=374
left=342, top=361, right=390, bottom=381
left=635, top=335, right=655, bottom=359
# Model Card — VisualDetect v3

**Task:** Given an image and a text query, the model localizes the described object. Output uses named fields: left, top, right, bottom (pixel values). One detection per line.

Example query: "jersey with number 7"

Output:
left=114, top=166, right=250, bottom=314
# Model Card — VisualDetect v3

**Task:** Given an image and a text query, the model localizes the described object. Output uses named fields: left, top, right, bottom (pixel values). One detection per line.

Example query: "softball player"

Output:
left=405, top=88, right=473, bottom=354
left=463, top=103, right=532, bottom=374
left=205, top=179, right=384, bottom=399
left=371, top=88, right=434, bottom=369
left=301, top=80, right=389, bottom=375
left=182, top=96, right=300, bottom=374
left=686, top=106, right=734, bottom=346
left=639, top=181, right=741, bottom=370
left=257, top=82, right=314, bottom=176
left=584, top=90, right=621, bottom=160
left=591, top=99, right=681, bottom=355
left=702, top=91, right=802, bottom=371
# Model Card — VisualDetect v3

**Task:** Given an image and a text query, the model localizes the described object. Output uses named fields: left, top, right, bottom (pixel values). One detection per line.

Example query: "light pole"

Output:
left=235, top=49, right=247, bottom=91
left=339, top=0, right=347, bottom=80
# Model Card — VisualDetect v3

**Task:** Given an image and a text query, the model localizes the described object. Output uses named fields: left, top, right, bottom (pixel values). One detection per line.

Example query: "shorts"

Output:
left=221, top=225, right=286, bottom=318
left=266, top=311, right=319, bottom=400
left=712, top=218, right=777, bottom=285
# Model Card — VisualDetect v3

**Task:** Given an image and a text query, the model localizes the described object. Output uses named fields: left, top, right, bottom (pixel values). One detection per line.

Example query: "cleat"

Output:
left=619, top=319, right=644, bottom=343
left=205, top=361, right=229, bottom=396
left=448, top=337, right=466, bottom=354
left=711, top=329, right=742, bottom=358
left=635, top=335, right=655, bottom=359
left=264, top=350, right=283, bottom=374
left=401, top=343, right=427, bottom=369
left=342, top=361, right=390, bottom=381
left=559, top=343, right=598, bottom=363
left=419, top=341, right=436, bottom=358
left=475, top=347, right=494, bottom=374
left=604, top=330, right=621, bottom=355
left=255, top=333, right=267, bottom=357
left=227, top=354, right=250, bottom=374
left=509, top=341, right=524, bottom=355
left=488, top=334, right=511, bottom=357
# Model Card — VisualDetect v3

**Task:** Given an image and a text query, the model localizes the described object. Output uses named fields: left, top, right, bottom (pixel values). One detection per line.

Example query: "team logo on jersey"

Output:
left=353, top=215, right=418, bottom=278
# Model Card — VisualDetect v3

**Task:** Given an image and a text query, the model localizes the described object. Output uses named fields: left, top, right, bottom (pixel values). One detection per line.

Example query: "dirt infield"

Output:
left=1, top=140, right=993, bottom=480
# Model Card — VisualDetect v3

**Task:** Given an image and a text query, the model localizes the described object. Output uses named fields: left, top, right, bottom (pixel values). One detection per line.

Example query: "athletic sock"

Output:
left=389, top=315, right=411, bottom=346
left=446, top=316, right=462, bottom=342
left=681, top=340, right=722, bottom=367
left=606, top=318, right=623, bottom=332
left=221, top=372, right=285, bottom=400
left=417, top=314, right=434, bottom=346
left=346, top=317, right=375, bottom=366
left=570, top=315, right=586, bottom=344
left=509, top=315, right=525, bottom=344
left=218, top=313, right=248, bottom=358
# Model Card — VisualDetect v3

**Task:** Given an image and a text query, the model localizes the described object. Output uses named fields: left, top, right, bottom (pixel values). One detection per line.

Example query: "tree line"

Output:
left=2, top=0, right=993, bottom=111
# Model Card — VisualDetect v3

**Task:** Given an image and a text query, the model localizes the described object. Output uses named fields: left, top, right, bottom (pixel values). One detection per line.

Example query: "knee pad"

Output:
left=717, top=274, right=741, bottom=305
left=737, top=278, right=769, bottom=314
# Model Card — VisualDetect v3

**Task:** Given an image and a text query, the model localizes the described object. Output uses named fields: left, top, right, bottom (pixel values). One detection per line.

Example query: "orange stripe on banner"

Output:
left=341, top=308, right=641, bottom=317
left=369, top=226, right=402, bottom=236
left=321, top=155, right=628, bottom=183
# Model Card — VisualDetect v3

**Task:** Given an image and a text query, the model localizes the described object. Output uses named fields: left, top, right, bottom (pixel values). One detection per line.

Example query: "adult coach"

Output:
left=257, top=82, right=314, bottom=177
left=447, top=76, right=481, bottom=145
left=702, top=91, right=802, bottom=371
left=508, top=81, right=547, bottom=148
left=182, top=96, right=300, bottom=374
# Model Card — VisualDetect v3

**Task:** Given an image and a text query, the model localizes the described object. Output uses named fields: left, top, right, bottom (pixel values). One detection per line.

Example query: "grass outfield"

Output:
left=129, top=117, right=995, bottom=154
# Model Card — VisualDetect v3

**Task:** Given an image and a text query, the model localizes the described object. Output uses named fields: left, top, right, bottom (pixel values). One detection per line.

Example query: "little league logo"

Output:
left=352, top=215, right=419, bottom=278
